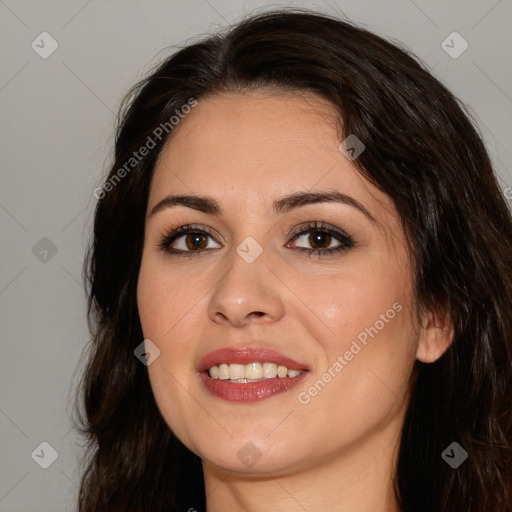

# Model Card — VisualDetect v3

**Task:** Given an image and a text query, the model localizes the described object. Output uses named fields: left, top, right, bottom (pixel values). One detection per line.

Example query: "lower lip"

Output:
left=200, top=371, right=308, bottom=403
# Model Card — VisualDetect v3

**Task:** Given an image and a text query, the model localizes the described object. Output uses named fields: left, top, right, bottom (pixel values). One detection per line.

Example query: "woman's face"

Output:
left=137, top=90, right=424, bottom=475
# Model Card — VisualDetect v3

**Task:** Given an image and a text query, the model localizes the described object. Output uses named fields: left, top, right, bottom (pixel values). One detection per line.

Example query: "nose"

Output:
left=207, top=248, right=286, bottom=328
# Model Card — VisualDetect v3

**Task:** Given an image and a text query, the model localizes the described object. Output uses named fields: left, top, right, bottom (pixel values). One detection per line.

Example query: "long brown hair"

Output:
left=74, top=8, right=512, bottom=511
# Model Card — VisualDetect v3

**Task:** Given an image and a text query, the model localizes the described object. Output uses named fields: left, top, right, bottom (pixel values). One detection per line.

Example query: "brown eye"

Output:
left=159, top=224, right=221, bottom=256
left=288, top=221, right=355, bottom=256
left=305, top=231, right=334, bottom=250
left=183, top=233, right=209, bottom=250
left=167, top=231, right=219, bottom=252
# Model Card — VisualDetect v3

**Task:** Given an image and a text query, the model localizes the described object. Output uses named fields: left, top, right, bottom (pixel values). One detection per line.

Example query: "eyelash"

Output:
left=157, top=220, right=356, bottom=258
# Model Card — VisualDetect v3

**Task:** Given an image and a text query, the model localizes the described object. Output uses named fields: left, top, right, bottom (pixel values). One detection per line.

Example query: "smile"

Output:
left=198, top=347, right=310, bottom=402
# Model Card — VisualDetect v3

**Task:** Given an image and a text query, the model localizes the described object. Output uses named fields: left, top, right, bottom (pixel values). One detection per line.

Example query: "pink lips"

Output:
left=198, top=347, right=309, bottom=403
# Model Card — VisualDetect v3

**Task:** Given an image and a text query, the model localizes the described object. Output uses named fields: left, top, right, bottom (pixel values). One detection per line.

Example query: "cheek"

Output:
left=137, top=258, right=195, bottom=343
left=137, top=257, right=201, bottom=410
left=298, top=252, right=407, bottom=350
left=299, top=310, right=415, bottom=446
left=298, top=254, right=416, bottom=422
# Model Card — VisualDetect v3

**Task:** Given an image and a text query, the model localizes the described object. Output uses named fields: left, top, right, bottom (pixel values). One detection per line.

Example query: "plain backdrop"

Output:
left=1, top=1, right=511, bottom=510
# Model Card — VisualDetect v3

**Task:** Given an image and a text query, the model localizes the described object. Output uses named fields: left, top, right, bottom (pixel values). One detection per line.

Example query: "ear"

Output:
left=416, top=306, right=454, bottom=363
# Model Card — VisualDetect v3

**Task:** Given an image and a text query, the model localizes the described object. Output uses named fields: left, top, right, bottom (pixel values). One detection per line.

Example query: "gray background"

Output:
left=1, top=1, right=511, bottom=510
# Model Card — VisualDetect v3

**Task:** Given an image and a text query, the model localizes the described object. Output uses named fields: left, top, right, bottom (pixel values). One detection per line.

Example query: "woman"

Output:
left=75, top=8, right=512, bottom=512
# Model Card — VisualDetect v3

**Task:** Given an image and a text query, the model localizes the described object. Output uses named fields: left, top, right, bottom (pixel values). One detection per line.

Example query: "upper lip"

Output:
left=198, top=347, right=309, bottom=372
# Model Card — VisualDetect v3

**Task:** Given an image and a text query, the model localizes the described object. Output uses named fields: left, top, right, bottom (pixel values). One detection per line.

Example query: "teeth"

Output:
left=263, top=362, right=277, bottom=378
left=228, top=363, right=245, bottom=380
left=246, top=362, right=262, bottom=379
left=207, top=362, right=305, bottom=380
left=218, top=363, right=230, bottom=380
left=277, top=365, right=288, bottom=378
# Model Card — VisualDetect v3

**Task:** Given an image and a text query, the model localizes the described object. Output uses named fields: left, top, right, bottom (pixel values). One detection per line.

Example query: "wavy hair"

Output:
left=74, top=8, right=512, bottom=511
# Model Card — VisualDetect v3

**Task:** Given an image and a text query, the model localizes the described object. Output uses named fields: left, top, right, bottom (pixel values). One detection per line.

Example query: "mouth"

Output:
left=198, top=347, right=309, bottom=403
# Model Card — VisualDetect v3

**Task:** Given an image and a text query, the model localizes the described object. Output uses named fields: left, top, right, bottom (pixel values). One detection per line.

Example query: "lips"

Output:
left=198, top=347, right=309, bottom=403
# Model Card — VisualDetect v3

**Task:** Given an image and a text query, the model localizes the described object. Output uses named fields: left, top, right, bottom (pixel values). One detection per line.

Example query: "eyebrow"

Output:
left=148, top=190, right=377, bottom=224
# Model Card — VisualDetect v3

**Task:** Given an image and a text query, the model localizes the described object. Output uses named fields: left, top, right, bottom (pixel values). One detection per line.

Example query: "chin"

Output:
left=183, top=426, right=307, bottom=475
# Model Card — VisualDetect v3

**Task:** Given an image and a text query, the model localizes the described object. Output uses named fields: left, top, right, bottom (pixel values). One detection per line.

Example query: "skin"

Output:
left=137, top=89, right=454, bottom=512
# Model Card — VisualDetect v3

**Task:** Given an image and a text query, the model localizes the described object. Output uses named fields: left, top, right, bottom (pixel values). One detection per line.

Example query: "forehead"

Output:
left=149, top=90, right=396, bottom=224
